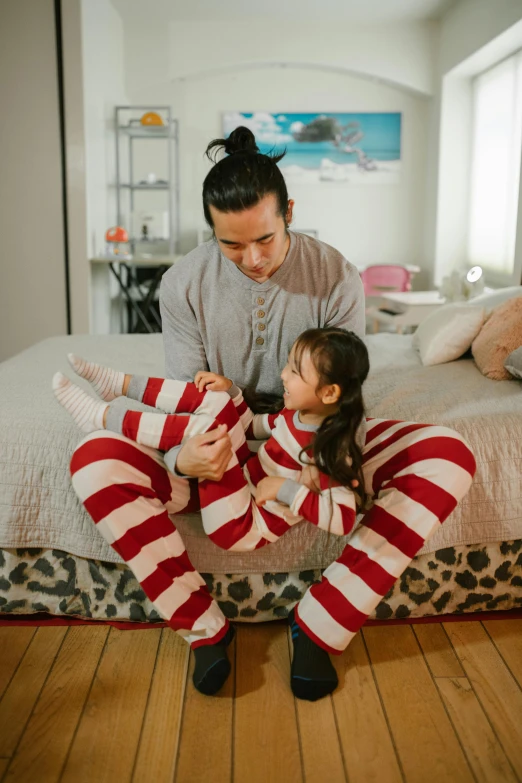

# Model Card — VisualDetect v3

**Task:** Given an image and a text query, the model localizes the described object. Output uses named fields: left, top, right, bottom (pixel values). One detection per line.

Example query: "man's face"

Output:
left=209, top=194, right=294, bottom=283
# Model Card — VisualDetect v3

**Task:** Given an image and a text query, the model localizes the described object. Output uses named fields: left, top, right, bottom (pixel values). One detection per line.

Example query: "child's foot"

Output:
left=288, top=608, right=338, bottom=701
left=67, top=354, right=125, bottom=401
left=192, top=625, right=235, bottom=696
left=52, top=372, right=108, bottom=433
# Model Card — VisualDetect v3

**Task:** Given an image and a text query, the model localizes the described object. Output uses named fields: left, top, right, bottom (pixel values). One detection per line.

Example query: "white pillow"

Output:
left=469, top=285, right=522, bottom=310
left=412, top=304, right=486, bottom=366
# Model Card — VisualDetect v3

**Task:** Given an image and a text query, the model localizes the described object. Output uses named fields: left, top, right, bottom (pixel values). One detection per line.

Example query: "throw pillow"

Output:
left=412, top=304, right=486, bottom=366
left=505, top=346, right=522, bottom=380
left=472, top=297, right=522, bottom=380
left=469, top=285, right=522, bottom=310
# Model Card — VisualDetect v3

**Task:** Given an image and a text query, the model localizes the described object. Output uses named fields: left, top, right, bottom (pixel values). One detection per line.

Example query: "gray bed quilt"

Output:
left=0, top=333, right=521, bottom=575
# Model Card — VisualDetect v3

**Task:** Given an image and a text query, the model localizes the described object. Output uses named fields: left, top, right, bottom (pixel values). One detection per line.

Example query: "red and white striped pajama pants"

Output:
left=70, top=379, right=476, bottom=651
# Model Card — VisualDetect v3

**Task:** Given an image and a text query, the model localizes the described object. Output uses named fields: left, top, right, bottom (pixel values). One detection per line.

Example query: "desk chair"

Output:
left=360, top=265, right=413, bottom=333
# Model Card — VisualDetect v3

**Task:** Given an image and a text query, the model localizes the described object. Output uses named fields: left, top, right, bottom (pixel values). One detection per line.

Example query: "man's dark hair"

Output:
left=202, top=126, right=289, bottom=228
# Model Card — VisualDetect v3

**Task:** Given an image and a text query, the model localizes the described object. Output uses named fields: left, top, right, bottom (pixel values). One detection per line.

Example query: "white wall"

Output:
left=0, top=0, right=68, bottom=361
left=108, top=15, right=436, bottom=286
left=154, top=19, right=435, bottom=97
left=439, top=0, right=522, bottom=74
left=81, top=0, right=129, bottom=332
left=431, top=0, right=522, bottom=286
left=130, top=67, right=429, bottom=273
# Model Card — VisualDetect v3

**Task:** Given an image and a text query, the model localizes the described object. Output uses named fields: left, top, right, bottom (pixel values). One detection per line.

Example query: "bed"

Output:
left=0, top=332, right=521, bottom=623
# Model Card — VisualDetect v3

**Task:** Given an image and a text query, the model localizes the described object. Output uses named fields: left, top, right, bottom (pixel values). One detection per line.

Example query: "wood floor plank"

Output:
left=61, top=627, right=161, bottom=783
left=292, top=629, right=345, bottom=783
left=0, top=627, right=68, bottom=757
left=133, top=629, right=189, bottom=783
left=0, top=758, right=9, bottom=778
left=444, top=621, right=522, bottom=780
left=482, top=619, right=522, bottom=690
left=175, top=634, right=235, bottom=783
left=436, top=677, right=517, bottom=783
left=4, top=626, right=108, bottom=783
left=363, top=625, right=473, bottom=783
left=233, top=623, right=302, bottom=783
left=331, top=633, right=402, bottom=783
left=0, top=628, right=36, bottom=700
left=413, top=624, right=465, bottom=678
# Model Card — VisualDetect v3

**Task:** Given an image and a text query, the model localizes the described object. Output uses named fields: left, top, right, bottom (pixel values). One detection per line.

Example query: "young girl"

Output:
left=53, top=327, right=370, bottom=554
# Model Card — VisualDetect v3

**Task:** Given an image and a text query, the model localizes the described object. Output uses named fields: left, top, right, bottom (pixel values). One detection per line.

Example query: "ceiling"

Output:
left=111, top=0, right=458, bottom=24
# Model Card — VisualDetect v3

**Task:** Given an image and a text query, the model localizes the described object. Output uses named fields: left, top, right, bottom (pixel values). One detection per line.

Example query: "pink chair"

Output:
left=360, top=265, right=412, bottom=297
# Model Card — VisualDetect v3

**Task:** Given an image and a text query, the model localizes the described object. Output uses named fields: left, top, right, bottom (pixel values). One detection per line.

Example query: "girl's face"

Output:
left=280, top=346, right=324, bottom=414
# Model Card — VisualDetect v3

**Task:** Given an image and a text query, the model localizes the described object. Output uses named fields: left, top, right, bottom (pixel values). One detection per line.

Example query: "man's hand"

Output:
left=194, top=371, right=233, bottom=393
left=255, top=476, right=287, bottom=507
left=176, top=424, right=232, bottom=480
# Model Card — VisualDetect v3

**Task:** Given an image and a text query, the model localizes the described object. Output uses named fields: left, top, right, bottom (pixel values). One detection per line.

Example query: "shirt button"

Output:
left=257, top=310, right=265, bottom=318
left=256, top=336, right=264, bottom=345
left=258, top=323, right=266, bottom=331
left=257, top=297, right=265, bottom=305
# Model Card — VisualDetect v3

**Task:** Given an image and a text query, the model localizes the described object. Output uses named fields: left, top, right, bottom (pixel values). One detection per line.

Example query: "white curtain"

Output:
left=468, top=52, right=522, bottom=274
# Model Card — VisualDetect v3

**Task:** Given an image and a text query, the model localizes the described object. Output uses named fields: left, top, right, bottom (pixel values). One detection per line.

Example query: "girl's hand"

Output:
left=300, top=464, right=321, bottom=493
left=194, top=371, right=233, bottom=393
left=255, top=477, right=287, bottom=507
left=300, top=464, right=359, bottom=493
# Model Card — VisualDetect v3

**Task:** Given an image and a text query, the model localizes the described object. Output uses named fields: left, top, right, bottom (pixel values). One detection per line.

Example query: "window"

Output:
left=468, top=52, right=522, bottom=275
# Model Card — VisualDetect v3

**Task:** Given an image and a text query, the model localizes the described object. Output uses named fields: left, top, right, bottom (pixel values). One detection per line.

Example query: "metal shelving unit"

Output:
left=111, top=106, right=180, bottom=333
left=114, top=105, right=179, bottom=257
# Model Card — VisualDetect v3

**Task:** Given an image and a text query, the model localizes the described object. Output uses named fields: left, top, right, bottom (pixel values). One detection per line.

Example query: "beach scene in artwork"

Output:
left=223, top=111, right=402, bottom=184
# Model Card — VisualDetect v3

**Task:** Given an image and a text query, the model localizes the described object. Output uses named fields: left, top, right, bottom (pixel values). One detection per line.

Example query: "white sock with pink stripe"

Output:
left=67, top=354, right=125, bottom=401
left=53, top=372, right=108, bottom=433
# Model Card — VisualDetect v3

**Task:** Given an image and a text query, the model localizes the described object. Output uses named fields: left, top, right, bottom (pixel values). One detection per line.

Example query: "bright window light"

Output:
left=468, top=52, right=522, bottom=275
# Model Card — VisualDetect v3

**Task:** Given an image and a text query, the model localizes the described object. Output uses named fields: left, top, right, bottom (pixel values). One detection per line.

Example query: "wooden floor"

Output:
left=1, top=619, right=522, bottom=783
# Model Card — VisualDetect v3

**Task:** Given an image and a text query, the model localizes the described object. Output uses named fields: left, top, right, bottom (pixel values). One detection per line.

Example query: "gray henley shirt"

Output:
left=159, top=230, right=365, bottom=396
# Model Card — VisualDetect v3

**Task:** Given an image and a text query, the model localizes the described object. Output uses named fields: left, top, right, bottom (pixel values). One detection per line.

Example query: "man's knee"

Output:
left=69, top=430, right=163, bottom=495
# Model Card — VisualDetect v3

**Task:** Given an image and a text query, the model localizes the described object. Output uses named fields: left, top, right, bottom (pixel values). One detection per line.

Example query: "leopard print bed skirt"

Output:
left=1, top=541, right=522, bottom=623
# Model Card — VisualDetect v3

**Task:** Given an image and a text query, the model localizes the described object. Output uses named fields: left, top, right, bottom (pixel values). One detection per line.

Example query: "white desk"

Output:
left=368, top=290, right=445, bottom=333
left=90, top=254, right=183, bottom=333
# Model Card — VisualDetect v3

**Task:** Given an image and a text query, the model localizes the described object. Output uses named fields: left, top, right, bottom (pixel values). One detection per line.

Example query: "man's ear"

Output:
left=320, top=383, right=341, bottom=405
left=286, top=199, right=295, bottom=226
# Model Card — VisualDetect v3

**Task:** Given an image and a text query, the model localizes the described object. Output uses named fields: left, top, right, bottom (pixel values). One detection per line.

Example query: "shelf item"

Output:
left=114, top=106, right=179, bottom=259
left=118, top=124, right=171, bottom=138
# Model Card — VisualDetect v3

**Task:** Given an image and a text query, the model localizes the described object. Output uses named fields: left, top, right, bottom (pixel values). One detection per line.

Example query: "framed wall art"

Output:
left=223, top=111, right=402, bottom=183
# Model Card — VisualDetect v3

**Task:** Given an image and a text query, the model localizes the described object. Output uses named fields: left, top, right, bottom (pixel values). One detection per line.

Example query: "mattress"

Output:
left=0, top=333, right=520, bottom=574
left=2, top=539, right=521, bottom=622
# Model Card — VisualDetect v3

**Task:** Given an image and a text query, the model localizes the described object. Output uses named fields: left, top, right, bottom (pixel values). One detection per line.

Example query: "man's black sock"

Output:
left=288, top=608, right=338, bottom=701
left=192, top=625, right=235, bottom=696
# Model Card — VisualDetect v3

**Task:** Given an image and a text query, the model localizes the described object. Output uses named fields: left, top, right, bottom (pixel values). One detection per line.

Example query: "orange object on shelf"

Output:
left=105, top=226, right=129, bottom=243
left=140, top=111, right=164, bottom=127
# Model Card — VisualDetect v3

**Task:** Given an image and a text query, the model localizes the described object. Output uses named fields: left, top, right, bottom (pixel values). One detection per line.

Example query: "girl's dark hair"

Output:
left=202, top=126, right=289, bottom=227
left=293, top=327, right=370, bottom=510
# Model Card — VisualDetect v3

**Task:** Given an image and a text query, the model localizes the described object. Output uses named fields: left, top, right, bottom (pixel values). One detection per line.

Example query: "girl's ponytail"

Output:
left=311, top=378, right=369, bottom=510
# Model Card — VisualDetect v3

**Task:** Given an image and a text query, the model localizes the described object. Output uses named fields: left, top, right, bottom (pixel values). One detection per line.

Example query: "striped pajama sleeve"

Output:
left=276, top=473, right=357, bottom=536
left=105, top=376, right=250, bottom=463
